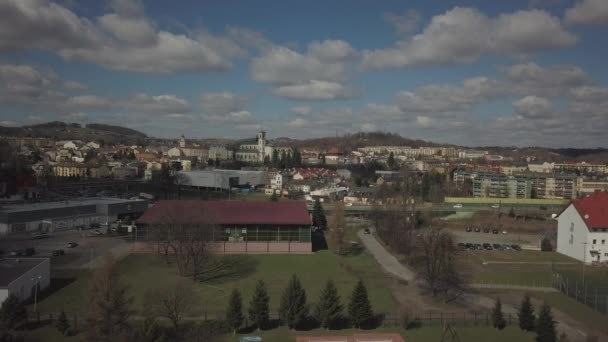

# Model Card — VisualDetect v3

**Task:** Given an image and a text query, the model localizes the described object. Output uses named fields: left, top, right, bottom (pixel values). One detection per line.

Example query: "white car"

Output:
left=490, top=204, right=500, bottom=209
left=345, top=202, right=353, bottom=207
left=453, top=204, right=463, bottom=208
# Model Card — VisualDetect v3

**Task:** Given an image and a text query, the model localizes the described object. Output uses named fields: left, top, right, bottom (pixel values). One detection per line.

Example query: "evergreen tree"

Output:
left=270, top=191, right=279, bottom=201
left=518, top=294, right=536, bottom=331
left=279, top=150, right=287, bottom=169
left=226, top=289, right=244, bottom=335
left=272, top=150, right=279, bottom=167
left=0, top=294, right=27, bottom=330
left=536, top=303, right=557, bottom=342
left=56, top=310, right=70, bottom=336
left=279, top=274, right=309, bottom=329
left=248, top=280, right=270, bottom=331
left=312, top=198, right=327, bottom=229
left=387, top=152, right=396, bottom=170
left=85, top=253, right=133, bottom=342
left=492, top=297, right=506, bottom=330
left=293, top=148, right=302, bottom=167
left=348, top=280, right=373, bottom=329
left=315, top=280, right=343, bottom=329
left=541, top=237, right=553, bottom=252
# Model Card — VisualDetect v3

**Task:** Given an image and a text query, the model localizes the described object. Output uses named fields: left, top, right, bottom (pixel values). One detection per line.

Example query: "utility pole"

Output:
left=31, top=275, right=42, bottom=313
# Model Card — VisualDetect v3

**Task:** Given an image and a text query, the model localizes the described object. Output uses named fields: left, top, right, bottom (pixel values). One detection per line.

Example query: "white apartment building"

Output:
left=557, top=191, right=608, bottom=264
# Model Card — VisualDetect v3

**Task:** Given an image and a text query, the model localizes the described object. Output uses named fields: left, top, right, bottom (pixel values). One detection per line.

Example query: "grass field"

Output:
left=455, top=250, right=605, bottom=287
left=35, top=250, right=395, bottom=316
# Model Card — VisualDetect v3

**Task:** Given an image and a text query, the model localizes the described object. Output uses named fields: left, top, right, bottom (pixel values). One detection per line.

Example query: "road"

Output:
left=357, top=228, right=415, bottom=282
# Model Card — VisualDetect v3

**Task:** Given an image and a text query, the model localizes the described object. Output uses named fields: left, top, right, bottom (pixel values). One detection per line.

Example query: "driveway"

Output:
left=357, top=228, right=415, bottom=282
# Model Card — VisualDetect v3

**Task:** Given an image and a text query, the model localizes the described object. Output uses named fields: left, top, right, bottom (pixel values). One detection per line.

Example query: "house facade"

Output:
left=557, top=191, right=608, bottom=264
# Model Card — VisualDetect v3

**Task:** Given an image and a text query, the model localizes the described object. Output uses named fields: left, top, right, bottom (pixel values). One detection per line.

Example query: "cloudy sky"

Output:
left=1, top=0, right=608, bottom=147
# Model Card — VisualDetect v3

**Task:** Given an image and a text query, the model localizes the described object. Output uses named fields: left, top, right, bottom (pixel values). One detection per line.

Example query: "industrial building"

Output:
left=0, top=198, right=148, bottom=235
left=0, top=258, right=50, bottom=304
left=135, top=200, right=312, bottom=254
left=179, top=169, right=267, bottom=190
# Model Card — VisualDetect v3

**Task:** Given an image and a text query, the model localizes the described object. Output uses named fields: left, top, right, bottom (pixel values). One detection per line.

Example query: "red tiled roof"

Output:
left=136, top=200, right=311, bottom=226
left=571, top=191, right=608, bottom=229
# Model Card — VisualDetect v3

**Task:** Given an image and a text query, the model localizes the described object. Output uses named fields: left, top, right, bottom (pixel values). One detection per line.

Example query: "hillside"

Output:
left=0, top=121, right=147, bottom=145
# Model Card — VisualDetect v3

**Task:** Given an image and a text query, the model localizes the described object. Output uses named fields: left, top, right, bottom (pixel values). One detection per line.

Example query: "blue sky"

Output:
left=1, top=0, right=608, bottom=147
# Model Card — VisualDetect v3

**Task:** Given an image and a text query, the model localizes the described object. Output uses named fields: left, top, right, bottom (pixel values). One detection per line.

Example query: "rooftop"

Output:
left=0, top=258, right=48, bottom=287
left=571, top=191, right=608, bottom=229
left=0, top=197, right=147, bottom=214
left=137, top=200, right=311, bottom=226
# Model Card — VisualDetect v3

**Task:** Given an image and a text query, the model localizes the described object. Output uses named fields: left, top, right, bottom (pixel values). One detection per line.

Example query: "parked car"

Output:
left=503, top=244, right=512, bottom=251
left=345, top=202, right=353, bottom=207
left=474, top=243, right=483, bottom=250
left=474, top=227, right=481, bottom=233
left=93, top=229, right=103, bottom=235
left=490, top=204, right=500, bottom=209
left=52, top=249, right=65, bottom=256
left=453, top=204, right=463, bottom=208
left=483, top=243, right=493, bottom=250
left=465, top=243, right=473, bottom=250
left=363, top=228, right=371, bottom=234
left=492, top=229, right=499, bottom=234
left=492, top=243, right=503, bottom=251
left=466, top=226, right=472, bottom=232
left=67, top=242, right=78, bottom=248
left=483, top=228, right=490, bottom=233
left=9, top=250, right=24, bottom=256
left=502, top=230, right=508, bottom=235
left=511, top=244, right=522, bottom=251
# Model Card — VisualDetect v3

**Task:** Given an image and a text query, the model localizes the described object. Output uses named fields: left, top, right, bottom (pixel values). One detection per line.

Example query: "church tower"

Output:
left=257, top=130, right=266, bottom=162
left=179, top=135, right=186, bottom=148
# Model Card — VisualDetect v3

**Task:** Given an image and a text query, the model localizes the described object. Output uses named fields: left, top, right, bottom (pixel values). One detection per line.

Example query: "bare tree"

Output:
left=145, top=280, right=196, bottom=330
left=174, top=172, right=191, bottom=200
left=413, top=228, right=465, bottom=301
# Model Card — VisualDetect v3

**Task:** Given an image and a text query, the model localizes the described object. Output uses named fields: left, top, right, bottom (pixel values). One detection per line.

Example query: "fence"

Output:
left=552, top=272, right=608, bottom=314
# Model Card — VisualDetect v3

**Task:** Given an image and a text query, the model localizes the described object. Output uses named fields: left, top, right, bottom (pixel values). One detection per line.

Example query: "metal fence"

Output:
left=552, top=272, right=608, bottom=314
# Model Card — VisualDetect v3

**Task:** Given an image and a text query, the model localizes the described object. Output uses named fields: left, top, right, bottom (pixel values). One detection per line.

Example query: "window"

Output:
left=569, top=234, right=573, bottom=245
left=592, top=239, right=597, bottom=244
left=603, top=240, right=606, bottom=245
left=570, top=223, right=574, bottom=232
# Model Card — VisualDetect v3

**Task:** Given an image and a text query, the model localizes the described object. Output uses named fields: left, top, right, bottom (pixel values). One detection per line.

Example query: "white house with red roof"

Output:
left=557, top=191, right=608, bottom=264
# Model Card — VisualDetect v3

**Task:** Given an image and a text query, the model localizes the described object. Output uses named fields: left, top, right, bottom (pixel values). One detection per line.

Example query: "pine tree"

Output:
left=226, top=289, right=244, bottom=335
left=270, top=191, right=279, bottom=202
left=348, top=280, right=373, bottom=329
left=56, top=310, right=70, bottom=336
left=279, top=275, right=308, bottom=329
left=272, top=150, right=279, bottom=167
left=518, top=294, right=536, bottom=331
left=0, top=294, right=27, bottom=330
left=536, top=303, right=557, bottom=342
left=315, top=280, right=343, bottom=329
left=541, top=237, right=553, bottom=252
left=492, top=297, right=506, bottom=330
left=248, top=280, right=270, bottom=331
left=387, top=152, right=396, bottom=170
left=312, top=198, right=327, bottom=229
left=85, top=253, right=133, bottom=342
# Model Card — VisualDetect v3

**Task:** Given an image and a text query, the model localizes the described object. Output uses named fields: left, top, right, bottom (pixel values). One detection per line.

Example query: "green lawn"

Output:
left=36, top=250, right=395, bottom=317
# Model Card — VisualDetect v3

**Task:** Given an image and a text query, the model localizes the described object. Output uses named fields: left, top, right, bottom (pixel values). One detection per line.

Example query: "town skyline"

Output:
left=1, top=0, right=608, bottom=147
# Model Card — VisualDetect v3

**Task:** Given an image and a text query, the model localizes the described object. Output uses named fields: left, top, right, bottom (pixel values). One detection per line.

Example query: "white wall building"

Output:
left=0, top=258, right=50, bottom=304
left=557, top=191, right=608, bottom=264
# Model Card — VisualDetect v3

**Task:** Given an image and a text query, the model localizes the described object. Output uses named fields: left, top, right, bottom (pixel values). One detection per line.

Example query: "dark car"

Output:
left=24, top=248, right=35, bottom=256
left=465, top=243, right=473, bottom=250
left=511, top=244, right=522, bottom=251
left=474, top=243, right=483, bottom=250
left=483, top=228, right=490, bottom=233
left=31, top=232, right=48, bottom=239
left=67, top=242, right=78, bottom=248
left=466, top=226, right=472, bottom=232
left=474, top=227, right=481, bottom=233
left=492, top=229, right=499, bottom=234
left=492, top=243, right=503, bottom=251
left=52, top=249, right=65, bottom=256
left=363, top=228, right=371, bottom=234
left=483, top=243, right=493, bottom=250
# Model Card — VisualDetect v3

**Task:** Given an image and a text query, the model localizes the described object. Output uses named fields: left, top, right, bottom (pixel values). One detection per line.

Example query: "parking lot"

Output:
left=0, top=230, right=130, bottom=270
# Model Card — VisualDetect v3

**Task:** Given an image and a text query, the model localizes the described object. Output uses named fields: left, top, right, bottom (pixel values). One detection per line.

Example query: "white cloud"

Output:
left=0, top=0, right=245, bottom=74
left=125, top=93, right=191, bottom=113
left=286, top=118, right=309, bottom=128
left=362, top=7, right=576, bottom=69
left=63, top=80, right=87, bottom=91
left=513, top=96, right=553, bottom=118
left=416, top=116, right=433, bottom=128
left=307, top=40, right=357, bottom=62
left=0, top=120, right=18, bottom=127
left=65, top=95, right=114, bottom=111
left=383, top=10, right=422, bottom=37
left=290, top=106, right=312, bottom=116
left=200, top=92, right=249, bottom=115
left=505, top=62, right=592, bottom=97
left=273, top=80, right=358, bottom=101
left=565, top=0, right=608, bottom=26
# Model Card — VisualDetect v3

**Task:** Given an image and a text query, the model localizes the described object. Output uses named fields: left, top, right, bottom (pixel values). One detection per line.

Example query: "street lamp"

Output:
left=31, top=275, right=42, bottom=313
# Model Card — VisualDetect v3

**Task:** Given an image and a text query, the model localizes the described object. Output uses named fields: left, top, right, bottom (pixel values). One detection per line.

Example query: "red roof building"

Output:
left=135, top=200, right=313, bottom=254
left=571, top=191, right=608, bottom=229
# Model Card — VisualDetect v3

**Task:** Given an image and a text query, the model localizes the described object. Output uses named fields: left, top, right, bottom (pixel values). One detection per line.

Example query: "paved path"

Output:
left=470, top=283, right=557, bottom=292
left=356, top=229, right=415, bottom=282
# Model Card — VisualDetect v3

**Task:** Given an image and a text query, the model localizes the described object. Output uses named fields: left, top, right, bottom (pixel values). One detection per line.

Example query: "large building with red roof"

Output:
left=557, top=191, right=608, bottom=264
left=135, top=200, right=312, bottom=254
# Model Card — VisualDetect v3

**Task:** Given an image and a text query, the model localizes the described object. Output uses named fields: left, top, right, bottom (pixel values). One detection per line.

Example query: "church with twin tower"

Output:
left=235, top=130, right=291, bottom=163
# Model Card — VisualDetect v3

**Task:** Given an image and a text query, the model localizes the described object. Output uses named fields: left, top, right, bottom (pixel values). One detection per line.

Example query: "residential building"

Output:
left=529, top=174, right=577, bottom=199
left=52, top=162, right=87, bottom=178
left=0, top=258, right=50, bottom=304
left=179, top=169, right=267, bottom=190
left=135, top=201, right=313, bottom=254
left=557, top=191, right=608, bottom=264
left=578, top=178, right=608, bottom=195
left=458, top=150, right=488, bottom=159
left=270, top=173, right=283, bottom=192
left=528, top=162, right=555, bottom=174
left=208, top=146, right=234, bottom=161
left=472, top=172, right=532, bottom=198
left=112, top=165, right=139, bottom=179
left=167, top=135, right=208, bottom=161
left=500, top=163, right=528, bottom=175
